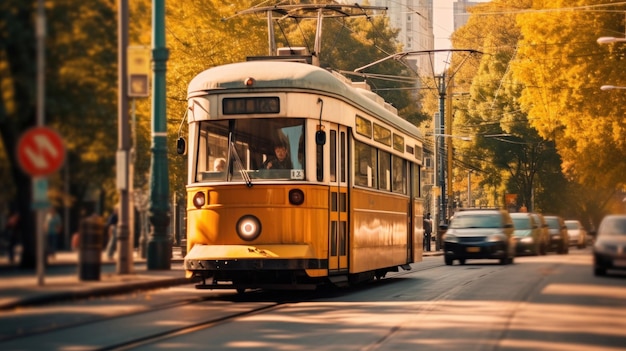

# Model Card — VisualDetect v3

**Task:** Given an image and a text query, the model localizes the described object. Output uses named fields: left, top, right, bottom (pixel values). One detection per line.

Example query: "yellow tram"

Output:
left=181, top=59, right=425, bottom=291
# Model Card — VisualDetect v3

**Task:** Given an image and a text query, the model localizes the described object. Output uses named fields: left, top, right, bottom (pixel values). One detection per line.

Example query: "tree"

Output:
left=0, top=0, right=118, bottom=267
left=449, top=0, right=568, bottom=213
left=512, top=0, right=626, bottom=218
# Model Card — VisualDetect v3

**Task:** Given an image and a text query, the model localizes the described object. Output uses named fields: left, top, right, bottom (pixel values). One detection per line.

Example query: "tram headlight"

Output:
left=192, top=192, right=206, bottom=208
left=289, top=189, right=305, bottom=206
left=236, top=215, right=262, bottom=241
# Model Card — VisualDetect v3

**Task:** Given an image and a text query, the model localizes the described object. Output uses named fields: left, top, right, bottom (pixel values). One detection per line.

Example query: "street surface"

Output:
left=0, top=248, right=624, bottom=350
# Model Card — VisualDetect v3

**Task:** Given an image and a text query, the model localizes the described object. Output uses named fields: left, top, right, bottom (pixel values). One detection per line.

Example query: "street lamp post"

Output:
left=147, top=0, right=171, bottom=270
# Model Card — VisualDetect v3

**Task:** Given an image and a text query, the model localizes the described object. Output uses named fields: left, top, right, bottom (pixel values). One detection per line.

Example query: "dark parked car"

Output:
left=443, top=209, right=515, bottom=265
left=544, top=215, right=569, bottom=254
left=593, top=214, right=626, bottom=276
left=511, top=212, right=541, bottom=256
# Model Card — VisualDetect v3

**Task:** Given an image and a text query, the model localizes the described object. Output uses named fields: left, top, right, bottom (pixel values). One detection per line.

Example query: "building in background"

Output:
left=367, top=0, right=434, bottom=78
left=453, top=0, right=480, bottom=30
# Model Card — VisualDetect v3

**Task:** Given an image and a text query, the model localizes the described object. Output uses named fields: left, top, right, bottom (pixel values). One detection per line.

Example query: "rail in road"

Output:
left=0, top=249, right=624, bottom=350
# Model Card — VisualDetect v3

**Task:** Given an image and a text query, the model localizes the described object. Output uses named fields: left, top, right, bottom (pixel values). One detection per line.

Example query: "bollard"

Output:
left=79, top=214, right=104, bottom=281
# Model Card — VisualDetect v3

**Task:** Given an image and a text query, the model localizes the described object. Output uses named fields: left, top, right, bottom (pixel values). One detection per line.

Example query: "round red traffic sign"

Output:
left=16, top=126, right=66, bottom=177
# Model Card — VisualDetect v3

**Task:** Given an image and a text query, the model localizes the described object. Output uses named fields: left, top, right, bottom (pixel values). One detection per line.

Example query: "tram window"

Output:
left=354, top=141, right=377, bottom=188
left=193, top=119, right=305, bottom=182
left=374, top=124, right=391, bottom=146
left=330, top=130, right=337, bottom=182
left=379, top=151, right=391, bottom=191
left=392, top=156, right=407, bottom=194
left=317, top=142, right=323, bottom=182
left=413, top=163, right=421, bottom=199
left=393, top=134, right=404, bottom=152
left=355, top=115, right=372, bottom=137
left=340, top=132, right=346, bottom=183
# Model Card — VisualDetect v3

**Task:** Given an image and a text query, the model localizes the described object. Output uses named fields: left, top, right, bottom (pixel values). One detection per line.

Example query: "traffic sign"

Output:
left=16, top=126, right=66, bottom=177
left=127, top=45, right=151, bottom=97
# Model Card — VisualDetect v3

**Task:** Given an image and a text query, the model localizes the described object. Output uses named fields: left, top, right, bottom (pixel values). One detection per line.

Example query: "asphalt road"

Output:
left=1, top=248, right=624, bottom=351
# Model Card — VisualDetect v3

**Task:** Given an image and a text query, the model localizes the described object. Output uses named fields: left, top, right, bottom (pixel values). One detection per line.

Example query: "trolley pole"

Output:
left=147, top=0, right=171, bottom=270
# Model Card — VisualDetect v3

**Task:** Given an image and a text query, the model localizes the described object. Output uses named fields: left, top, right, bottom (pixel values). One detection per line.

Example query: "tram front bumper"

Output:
left=184, top=244, right=326, bottom=277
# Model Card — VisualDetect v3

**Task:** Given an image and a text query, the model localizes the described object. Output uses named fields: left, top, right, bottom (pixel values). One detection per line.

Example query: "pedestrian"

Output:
left=44, top=207, right=62, bottom=259
left=423, top=212, right=432, bottom=252
left=105, top=205, right=119, bottom=260
left=4, top=208, right=20, bottom=264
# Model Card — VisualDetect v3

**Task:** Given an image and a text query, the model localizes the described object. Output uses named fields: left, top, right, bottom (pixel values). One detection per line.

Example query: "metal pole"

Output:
left=467, top=170, right=472, bottom=208
left=437, top=74, right=446, bottom=223
left=267, top=11, right=275, bottom=56
left=147, top=0, right=171, bottom=270
left=446, top=78, right=454, bottom=218
left=117, top=0, right=132, bottom=274
left=35, top=0, right=46, bottom=286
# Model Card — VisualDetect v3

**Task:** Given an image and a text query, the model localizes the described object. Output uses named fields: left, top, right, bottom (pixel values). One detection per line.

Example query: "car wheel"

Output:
left=459, top=258, right=466, bottom=265
left=444, top=257, right=453, bottom=265
left=499, top=257, right=508, bottom=265
left=594, top=266, right=606, bottom=276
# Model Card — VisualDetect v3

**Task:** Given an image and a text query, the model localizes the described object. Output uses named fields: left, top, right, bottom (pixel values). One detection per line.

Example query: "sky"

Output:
left=432, top=0, right=490, bottom=72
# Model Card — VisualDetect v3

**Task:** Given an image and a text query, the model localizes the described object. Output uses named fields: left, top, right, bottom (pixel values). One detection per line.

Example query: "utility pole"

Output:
left=437, top=74, right=447, bottom=225
left=147, top=0, right=171, bottom=270
left=116, top=0, right=132, bottom=274
left=446, top=77, right=454, bottom=218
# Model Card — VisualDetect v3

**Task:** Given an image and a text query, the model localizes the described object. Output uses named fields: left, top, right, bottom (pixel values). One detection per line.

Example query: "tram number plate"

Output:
left=466, top=247, right=480, bottom=253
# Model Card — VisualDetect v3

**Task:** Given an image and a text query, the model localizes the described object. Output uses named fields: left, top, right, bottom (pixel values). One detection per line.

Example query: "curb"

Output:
left=0, top=276, right=193, bottom=311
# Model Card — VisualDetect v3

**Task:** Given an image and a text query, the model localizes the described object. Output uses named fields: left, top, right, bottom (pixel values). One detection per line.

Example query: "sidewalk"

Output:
left=0, top=248, right=190, bottom=311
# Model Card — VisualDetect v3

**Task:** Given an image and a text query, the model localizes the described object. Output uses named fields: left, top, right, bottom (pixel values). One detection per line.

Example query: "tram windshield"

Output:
left=194, top=118, right=305, bottom=183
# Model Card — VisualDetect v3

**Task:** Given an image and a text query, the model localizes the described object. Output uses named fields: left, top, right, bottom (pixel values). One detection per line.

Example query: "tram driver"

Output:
left=262, top=139, right=293, bottom=170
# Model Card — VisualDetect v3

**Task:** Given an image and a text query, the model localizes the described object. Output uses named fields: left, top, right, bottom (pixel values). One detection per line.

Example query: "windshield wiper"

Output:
left=229, top=140, right=252, bottom=187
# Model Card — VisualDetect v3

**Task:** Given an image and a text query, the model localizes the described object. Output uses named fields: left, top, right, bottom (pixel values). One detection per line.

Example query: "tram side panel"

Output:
left=350, top=189, right=412, bottom=273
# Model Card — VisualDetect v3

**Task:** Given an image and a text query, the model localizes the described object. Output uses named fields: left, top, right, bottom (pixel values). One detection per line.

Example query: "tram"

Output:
left=179, top=55, right=426, bottom=291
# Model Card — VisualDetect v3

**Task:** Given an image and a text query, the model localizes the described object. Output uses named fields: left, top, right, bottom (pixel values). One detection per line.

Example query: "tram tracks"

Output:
left=0, top=259, right=447, bottom=350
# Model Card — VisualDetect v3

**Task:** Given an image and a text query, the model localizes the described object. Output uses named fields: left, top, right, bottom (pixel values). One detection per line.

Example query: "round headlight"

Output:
left=289, top=189, right=305, bottom=205
left=193, top=192, right=205, bottom=208
left=236, top=215, right=262, bottom=241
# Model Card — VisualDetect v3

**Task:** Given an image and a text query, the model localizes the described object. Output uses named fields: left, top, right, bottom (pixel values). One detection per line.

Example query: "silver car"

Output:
left=564, top=219, right=587, bottom=249
left=593, top=214, right=626, bottom=276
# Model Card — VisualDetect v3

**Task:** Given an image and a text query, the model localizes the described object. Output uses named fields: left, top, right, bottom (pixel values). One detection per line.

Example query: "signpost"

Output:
left=16, top=126, right=66, bottom=286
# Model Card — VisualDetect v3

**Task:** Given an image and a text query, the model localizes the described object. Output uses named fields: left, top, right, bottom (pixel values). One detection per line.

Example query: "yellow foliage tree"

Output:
left=512, top=0, right=626, bottom=204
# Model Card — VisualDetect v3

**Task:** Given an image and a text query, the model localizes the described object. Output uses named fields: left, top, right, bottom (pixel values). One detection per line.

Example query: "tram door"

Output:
left=328, top=126, right=349, bottom=272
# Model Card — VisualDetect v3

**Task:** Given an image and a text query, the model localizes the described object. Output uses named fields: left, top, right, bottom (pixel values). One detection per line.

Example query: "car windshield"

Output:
left=450, top=214, right=503, bottom=229
left=193, top=118, right=305, bottom=183
left=565, top=221, right=580, bottom=230
left=599, top=217, right=626, bottom=236
left=512, top=217, right=532, bottom=230
left=545, top=217, right=560, bottom=229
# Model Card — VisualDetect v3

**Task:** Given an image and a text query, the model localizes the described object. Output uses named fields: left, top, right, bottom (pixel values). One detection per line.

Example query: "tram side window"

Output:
left=330, top=130, right=337, bottom=182
left=392, top=155, right=407, bottom=194
left=379, top=151, right=391, bottom=191
left=354, top=141, right=377, bottom=188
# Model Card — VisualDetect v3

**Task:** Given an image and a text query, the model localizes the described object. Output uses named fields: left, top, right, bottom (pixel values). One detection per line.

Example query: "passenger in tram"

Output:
left=213, top=158, right=226, bottom=172
left=262, top=139, right=293, bottom=170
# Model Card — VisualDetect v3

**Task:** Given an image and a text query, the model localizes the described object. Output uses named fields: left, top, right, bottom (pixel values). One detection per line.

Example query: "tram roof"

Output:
left=188, top=61, right=422, bottom=139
